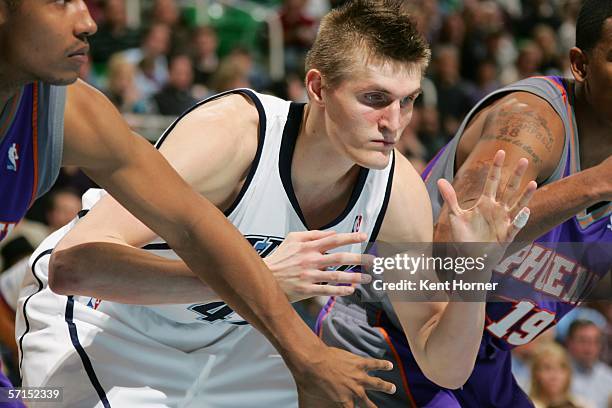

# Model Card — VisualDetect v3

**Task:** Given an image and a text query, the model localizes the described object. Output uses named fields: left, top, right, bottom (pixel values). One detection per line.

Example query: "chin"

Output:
left=41, top=71, right=80, bottom=86
left=355, top=150, right=392, bottom=170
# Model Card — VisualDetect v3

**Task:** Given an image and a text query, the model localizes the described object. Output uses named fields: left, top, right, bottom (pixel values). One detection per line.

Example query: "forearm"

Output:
left=513, top=166, right=606, bottom=242
left=168, top=209, right=323, bottom=370
left=50, top=243, right=219, bottom=304
left=436, top=166, right=606, bottom=243
left=418, top=301, right=485, bottom=389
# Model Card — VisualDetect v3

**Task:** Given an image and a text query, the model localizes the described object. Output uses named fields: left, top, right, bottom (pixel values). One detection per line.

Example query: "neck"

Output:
left=293, top=103, right=359, bottom=193
left=291, top=103, right=361, bottom=228
left=0, top=61, right=28, bottom=113
left=573, top=83, right=612, bottom=169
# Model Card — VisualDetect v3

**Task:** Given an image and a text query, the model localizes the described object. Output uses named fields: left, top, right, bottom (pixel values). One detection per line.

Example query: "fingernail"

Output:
left=361, top=274, right=373, bottom=284
left=390, top=385, right=397, bottom=394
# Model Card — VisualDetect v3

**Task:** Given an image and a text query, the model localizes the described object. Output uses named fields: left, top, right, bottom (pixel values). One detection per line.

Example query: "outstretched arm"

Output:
left=380, top=151, right=533, bottom=389
left=437, top=91, right=610, bottom=244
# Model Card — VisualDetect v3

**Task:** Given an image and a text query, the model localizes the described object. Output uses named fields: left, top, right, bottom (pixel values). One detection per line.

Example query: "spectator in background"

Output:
left=566, top=320, right=612, bottom=408
left=511, top=326, right=557, bottom=392
left=153, top=54, right=197, bottom=116
left=191, top=26, right=219, bottom=95
left=122, top=23, right=171, bottom=99
left=89, top=0, right=141, bottom=66
left=211, top=52, right=253, bottom=93
left=467, top=58, right=500, bottom=105
left=103, top=55, right=149, bottom=113
left=150, top=0, right=191, bottom=55
left=500, top=40, right=543, bottom=85
left=44, top=188, right=82, bottom=233
left=530, top=342, right=593, bottom=408
left=280, top=0, right=317, bottom=73
left=533, top=23, right=563, bottom=74
left=431, top=44, right=472, bottom=139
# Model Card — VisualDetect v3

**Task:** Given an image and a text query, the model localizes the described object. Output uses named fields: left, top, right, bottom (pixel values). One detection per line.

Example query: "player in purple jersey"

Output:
left=0, top=0, right=402, bottom=406
left=318, top=1, right=611, bottom=407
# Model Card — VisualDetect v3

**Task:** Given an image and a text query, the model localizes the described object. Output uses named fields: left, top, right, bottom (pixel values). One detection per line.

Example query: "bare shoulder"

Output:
left=378, top=152, right=433, bottom=242
left=155, top=92, right=261, bottom=205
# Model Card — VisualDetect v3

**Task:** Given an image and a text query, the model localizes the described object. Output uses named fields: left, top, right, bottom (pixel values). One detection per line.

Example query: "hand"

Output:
left=263, top=230, right=373, bottom=302
left=293, top=343, right=396, bottom=408
left=438, top=150, right=536, bottom=259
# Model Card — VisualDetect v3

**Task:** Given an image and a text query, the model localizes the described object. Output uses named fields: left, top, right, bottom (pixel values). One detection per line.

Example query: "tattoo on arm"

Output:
left=481, top=105, right=556, bottom=166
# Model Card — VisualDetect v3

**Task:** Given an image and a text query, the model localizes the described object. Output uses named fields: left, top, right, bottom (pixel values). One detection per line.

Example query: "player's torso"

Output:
left=0, top=84, right=38, bottom=241
left=92, top=89, right=394, bottom=328
left=421, top=76, right=611, bottom=406
left=0, top=82, right=65, bottom=243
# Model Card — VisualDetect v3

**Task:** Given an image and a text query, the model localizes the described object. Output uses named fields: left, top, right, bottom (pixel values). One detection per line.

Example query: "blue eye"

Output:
left=362, top=93, right=389, bottom=107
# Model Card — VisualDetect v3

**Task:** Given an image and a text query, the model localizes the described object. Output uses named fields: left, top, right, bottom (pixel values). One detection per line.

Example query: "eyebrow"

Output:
left=368, top=87, right=423, bottom=98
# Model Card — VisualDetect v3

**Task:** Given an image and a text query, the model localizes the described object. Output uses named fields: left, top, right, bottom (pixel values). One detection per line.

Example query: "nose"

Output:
left=74, top=0, right=98, bottom=39
left=378, top=99, right=402, bottom=133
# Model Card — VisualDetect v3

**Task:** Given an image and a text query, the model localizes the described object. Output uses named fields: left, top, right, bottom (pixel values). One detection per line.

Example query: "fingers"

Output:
left=306, top=269, right=372, bottom=284
left=483, top=150, right=505, bottom=199
left=316, top=252, right=372, bottom=269
left=361, top=358, right=394, bottom=372
left=500, top=157, right=529, bottom=205
left=507, top=207, right=530, bottom=241
left=301, top=284, right=355, bottom=297
left=311, top=232, right=368, bottom=253
left=288, top=230, right=337, bottom=243
left=438, top=178, right=462, bottom=216
left=510, top=180, right=537, bottom=213
left=361, top=375, right=397, bottom=395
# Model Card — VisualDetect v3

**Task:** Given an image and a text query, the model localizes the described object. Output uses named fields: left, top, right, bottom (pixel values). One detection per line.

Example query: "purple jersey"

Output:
left=421, top=76, right=611, bottom=407
left=0, top=82, right=64, bottom=407
left=0, top=83, right=39, bottom=242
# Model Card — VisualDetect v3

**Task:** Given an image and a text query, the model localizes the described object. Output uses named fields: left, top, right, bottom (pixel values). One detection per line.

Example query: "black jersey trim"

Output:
left=278, top=102, right=370, bottom=230
left=18, top=249, right=53, bottom=375
left=65, top=296, right=111, bottom=407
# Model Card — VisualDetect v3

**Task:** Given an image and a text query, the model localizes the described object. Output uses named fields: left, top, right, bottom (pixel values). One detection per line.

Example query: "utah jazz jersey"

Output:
left=421, top=76, right=611, bottom=407
left=74, top=89, right=394, bottom=329
left=0, top=83, right=65, bottom=242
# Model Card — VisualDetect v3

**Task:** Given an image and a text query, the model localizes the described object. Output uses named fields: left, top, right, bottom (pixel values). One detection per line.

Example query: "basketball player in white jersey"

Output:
left=1, top=0, right=401, bottom=404
left=18, top=1, right=534, bottom=407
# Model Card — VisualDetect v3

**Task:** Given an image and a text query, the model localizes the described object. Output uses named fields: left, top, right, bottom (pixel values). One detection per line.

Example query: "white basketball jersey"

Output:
left=49, top=89, right=395, bottom=328
left=134, top=89, right=394, bottom=326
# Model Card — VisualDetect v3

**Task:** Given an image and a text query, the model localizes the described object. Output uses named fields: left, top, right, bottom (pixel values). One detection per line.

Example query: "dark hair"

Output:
left=567, top=319, right=599, bottom=340
left=305, top=0, right=430, bottom=87
left=576, top=0, right=612, bottom=52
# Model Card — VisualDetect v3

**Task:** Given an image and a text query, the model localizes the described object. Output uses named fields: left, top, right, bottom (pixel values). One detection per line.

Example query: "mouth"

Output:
left=67, top=46, right=89, bottom=60
left=372, top=140, right=396, bottom=147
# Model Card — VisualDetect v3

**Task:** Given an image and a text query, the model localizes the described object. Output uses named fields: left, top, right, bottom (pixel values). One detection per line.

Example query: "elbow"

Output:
left=48, top=250, right=80, bottom=295
left=422, top=363, right=473, bottom=390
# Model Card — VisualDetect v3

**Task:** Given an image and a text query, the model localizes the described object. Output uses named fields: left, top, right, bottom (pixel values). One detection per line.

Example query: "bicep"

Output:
left=453, top=93, right=565, bottom=206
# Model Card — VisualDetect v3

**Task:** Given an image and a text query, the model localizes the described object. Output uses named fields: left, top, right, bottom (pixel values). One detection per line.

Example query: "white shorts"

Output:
left=16, top=225, right=298, bottom=408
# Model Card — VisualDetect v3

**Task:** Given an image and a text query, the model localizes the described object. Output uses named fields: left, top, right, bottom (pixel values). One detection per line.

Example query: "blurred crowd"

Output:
left=1, top=0, right=610, bottom=405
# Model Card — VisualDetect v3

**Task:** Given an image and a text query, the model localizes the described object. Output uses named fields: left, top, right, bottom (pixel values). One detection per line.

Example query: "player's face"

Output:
left=1, top=0, right=97, bottom=85
left=582, top=17, right=612, bottom=126
left=322, top=62, right=422, bottom=170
